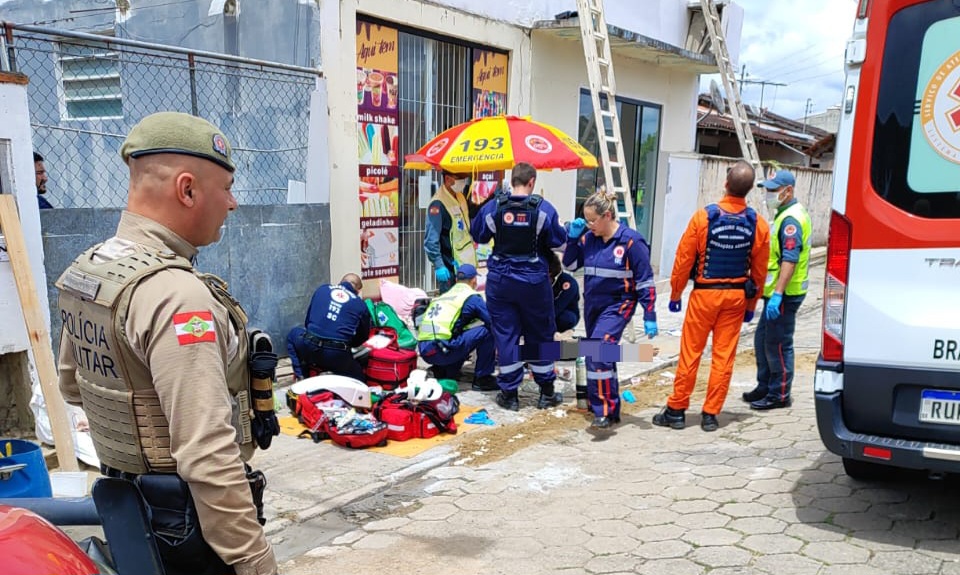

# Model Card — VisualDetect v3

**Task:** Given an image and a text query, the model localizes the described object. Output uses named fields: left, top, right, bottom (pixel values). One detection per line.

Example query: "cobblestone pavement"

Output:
left=282, top=261, right=960, bottom=574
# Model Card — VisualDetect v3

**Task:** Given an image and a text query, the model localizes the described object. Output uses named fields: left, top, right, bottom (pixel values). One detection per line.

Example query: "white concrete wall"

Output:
left=529, top=32, right=700, bottom=269
left=0, top=76, right=51, bottom=354
left=659, top=153, right=833, bottom=281
left=429, top=0, right=687, bottom=47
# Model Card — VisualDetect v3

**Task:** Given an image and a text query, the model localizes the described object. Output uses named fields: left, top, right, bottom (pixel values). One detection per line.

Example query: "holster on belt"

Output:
left=135, top=474, right=232, bottom=575
left=245, top=463, right=267, bottom=526
left=248, top=330, right=280, bottom=450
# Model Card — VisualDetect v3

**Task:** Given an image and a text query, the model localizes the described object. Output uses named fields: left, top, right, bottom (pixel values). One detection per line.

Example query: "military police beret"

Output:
left=120, top=111, right=235, bottom=172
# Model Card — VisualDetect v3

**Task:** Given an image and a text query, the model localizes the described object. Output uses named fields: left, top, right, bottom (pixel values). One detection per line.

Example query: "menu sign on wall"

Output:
left=471, top=50, right=509, bottom=277
left=357, top=21, right=400, bottom=281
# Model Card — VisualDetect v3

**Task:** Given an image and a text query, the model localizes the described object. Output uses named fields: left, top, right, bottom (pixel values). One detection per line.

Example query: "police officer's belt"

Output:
left=693, top=281, right=747, bottom=290
left=101, top=463, right=149, bottom=481
left=303, top=332, right=349, bottom=350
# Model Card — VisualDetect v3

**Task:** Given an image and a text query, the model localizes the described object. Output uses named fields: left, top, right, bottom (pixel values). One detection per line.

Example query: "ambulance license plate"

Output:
left=919, top=390, right=960, bottom=425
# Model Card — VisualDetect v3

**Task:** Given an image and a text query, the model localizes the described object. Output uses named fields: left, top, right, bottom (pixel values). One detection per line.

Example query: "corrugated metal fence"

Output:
left=2, top=23, right=320, bottom=207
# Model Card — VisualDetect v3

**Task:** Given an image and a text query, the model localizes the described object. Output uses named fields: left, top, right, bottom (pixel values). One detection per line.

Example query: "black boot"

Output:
left=472, top=375, right=499, bottom=392
left=537, top=388, right=564, bottom=409
left=496, top=391, right=519, bottom=411
left=742, top=387, right=766, bottom=403
left=652, top=406, right=686, bottom=430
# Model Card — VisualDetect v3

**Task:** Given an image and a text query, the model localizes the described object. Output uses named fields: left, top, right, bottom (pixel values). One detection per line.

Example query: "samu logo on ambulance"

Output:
left=920, top=50, right=960, bottom=163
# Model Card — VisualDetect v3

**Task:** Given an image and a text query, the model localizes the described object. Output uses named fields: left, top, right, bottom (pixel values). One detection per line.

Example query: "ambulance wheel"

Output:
left=842, top=457, right=895, bottom=481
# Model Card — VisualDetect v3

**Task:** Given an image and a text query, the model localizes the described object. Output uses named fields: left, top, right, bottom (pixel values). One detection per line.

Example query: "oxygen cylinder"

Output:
left=575, top=356, right=588, bottom=410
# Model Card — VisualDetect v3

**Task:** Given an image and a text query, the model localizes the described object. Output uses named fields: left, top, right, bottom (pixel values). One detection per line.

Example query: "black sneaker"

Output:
left=652, top=406, right=686, bottom=429
left=700, top=412, right=719, bottom=432
left=537, top=392, right=564, bottom=409
left=496, top=391, right=519, bottom=411
left=471, top=375, right=499, bottom=392
left=742, top=388, right=766, bottom=403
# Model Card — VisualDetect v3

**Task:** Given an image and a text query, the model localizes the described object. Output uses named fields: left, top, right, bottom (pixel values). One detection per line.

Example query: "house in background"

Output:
left=695, top=94, right=832, bottom=169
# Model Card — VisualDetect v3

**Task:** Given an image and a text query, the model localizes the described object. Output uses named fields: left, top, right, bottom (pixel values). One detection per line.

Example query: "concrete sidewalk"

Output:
left=262, top=248, right=826, bottom=557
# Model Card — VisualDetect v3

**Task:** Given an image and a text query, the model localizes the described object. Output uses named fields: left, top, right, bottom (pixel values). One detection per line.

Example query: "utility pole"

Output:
left=802, top=98, right=813, bottom=133
left=739, top=64, right=746, bottom=96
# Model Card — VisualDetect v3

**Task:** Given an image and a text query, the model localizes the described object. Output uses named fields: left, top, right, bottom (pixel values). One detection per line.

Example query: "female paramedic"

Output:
left=563, top=190, right=658, bottom=430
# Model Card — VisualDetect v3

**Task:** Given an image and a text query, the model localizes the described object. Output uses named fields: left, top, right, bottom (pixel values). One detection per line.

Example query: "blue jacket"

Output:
left=304, top=282, right=371, bottom=346
left=562, top=225, right=657, bottom=322
left=470, top=194, right=567, bottom=283
left=553, top=271, right=580, bottom=331
left=424, top=197, right=454, bottom=270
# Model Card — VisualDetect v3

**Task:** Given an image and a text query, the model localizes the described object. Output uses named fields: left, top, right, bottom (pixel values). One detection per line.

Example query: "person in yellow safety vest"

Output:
left=744, top=170, right=812, bottom=411
left=417, top=264, right=498, bottom=391
left=425, top=170, right=478, bottom=294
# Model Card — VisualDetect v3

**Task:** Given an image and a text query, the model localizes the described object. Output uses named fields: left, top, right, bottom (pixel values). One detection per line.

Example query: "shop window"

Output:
left=57, top=37, right=123, bottom=120
left=397, top=33, right=471, bottom=289
left=577, top=90, right=661, bottom=243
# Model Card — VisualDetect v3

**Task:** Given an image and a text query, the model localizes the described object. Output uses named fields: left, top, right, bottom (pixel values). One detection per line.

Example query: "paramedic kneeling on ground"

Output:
left=286, top=274, right=371, bottom=381
left=56, top=112, right=278, bottom=575
left=417, top=264, right=498, bottom=391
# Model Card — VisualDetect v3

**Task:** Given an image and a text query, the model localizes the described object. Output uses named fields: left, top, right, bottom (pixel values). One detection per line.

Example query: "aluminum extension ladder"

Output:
left=576, top=0, right=637, bottom=343
left=576, top=0, right=636, bottom=229
left=699, top=0, right=762, bottom=175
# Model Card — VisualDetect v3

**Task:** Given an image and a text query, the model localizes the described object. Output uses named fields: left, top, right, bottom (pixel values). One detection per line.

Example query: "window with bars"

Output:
left=397, top=32, right=471, bottom=291
left=57, top=38, right=123, bottom=120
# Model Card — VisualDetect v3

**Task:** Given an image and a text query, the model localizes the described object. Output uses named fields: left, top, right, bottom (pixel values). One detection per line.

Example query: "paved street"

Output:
left=270, top=254, right=960, bottom=574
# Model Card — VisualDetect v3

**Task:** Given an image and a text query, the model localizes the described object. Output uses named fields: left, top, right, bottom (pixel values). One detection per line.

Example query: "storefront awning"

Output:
left=532, top=19, right=717, bottom=74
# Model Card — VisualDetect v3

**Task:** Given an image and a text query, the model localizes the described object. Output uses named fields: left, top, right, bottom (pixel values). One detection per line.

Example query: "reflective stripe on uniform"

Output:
left=499, top=361, right=524, bottom=374
left=530, top=363, right=555, bottom=374
left=583, top=266, right=633, bottom=279
left=587, top=369, right=615, bottom=380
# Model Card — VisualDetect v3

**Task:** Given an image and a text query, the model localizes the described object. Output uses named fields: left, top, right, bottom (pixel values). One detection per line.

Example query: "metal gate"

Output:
left=2, top=23, right=320, bottom=208
left=397, top=32, right=470, bottom=292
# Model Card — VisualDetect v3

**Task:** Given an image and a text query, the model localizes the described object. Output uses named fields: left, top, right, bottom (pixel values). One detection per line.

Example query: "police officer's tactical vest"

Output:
left=765, top=202, right=812, bottom=297
left=435, top=188, right=477, bottom=268
left=417, top=282, right=483, bottom=341
left=493, top=194, right=542, bottom=259
left=699, top=203, right=757, bottom=280
left=56, top=248, right=252, bottom=475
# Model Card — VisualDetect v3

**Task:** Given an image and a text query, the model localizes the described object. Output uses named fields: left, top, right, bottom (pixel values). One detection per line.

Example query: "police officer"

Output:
left=563, top=190, right=658, bottom=429
left=56, top=112, right=278, bottom=575
left=744, top=170, right=811, bottom=410
left=654, top=161, right=770, bottom=432
left=471, top=162, right=568, bottom=411
left=547, top=249, right=580, bottom=334
left=417, top=263, right=498, bottom=391
left=425, top=170, right=478, bottom=294
left=286, top=273, right=371, bottom=381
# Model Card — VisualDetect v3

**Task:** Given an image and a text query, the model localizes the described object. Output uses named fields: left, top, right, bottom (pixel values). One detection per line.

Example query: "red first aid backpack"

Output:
left=373, top=391, right=460, bottom=442
left=364, top=327, right=417, bottom=390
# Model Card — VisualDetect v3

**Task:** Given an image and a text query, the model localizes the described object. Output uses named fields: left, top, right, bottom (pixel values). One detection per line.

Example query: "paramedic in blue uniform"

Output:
left=563, top=190, right=658, bottom=429
left=417, top=264, right=498, bottom=391
left=471, top=162, right=568, bottom=411
left=547, top=249, right=580, bottom=333
left=286, top=273, right=371, bottom=381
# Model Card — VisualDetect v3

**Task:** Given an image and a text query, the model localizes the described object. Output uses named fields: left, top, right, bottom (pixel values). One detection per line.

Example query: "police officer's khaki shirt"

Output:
left=58, top=211, right=276, bottom=575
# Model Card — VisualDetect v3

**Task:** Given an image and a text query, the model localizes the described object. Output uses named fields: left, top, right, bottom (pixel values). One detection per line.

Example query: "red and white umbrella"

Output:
left=404, top=115, right=598, bottom=173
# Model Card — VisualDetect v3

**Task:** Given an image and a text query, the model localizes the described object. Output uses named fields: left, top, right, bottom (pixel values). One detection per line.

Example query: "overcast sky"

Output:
left=702, top=0, right=858, bottom=121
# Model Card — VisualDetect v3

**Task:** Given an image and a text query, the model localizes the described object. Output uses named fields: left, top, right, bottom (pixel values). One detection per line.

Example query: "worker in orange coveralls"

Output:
left=653, top=160, right=770, bottom=432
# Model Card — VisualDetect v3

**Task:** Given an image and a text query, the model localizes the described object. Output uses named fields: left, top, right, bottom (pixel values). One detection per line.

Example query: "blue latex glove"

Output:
left=622, top=390, right=636, bottom=403
left=765, top=292, right=783, bottom=321
left=567, top=217, right=587, bottom=240
left=669, top=300, right=682, bottom=313
left=644, top=320, right=658, bottom=338
left=743, top=310, right=755, bottom=323
left=435, top=266, right=451, bottom=283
